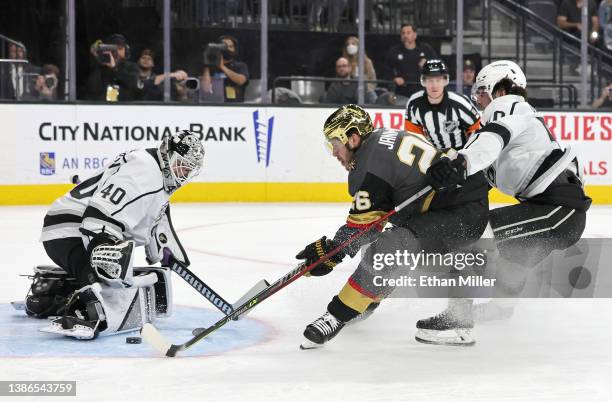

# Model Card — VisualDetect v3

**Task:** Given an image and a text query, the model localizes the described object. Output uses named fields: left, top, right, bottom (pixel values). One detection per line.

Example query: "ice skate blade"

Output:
left=300, top=339, right=324, bottom=350
left=414, top=328, right=475, bottom=346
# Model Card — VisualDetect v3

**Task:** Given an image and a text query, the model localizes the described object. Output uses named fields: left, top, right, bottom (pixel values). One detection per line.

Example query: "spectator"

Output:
left=341, top=35, right=377, bottom=103
left=450, top=59, right=477, bottom=98
left=557, top=0, right=600, bottom=43
left=383, top=24, right=437, bottom=98
left=320, top=57, right=358, bottom=104
left=599, top=0, right=612, bottom=25
left=599, top=0, right=612, bottom=49
left=309, top=0, right=348, bottom=31
left=197, top=0, right=239, bottom=26
left=32, top=64, right=60, bottom=101
left=135, top=49, right=188, bottom=101
left=592, top=82, right=612, bottom=108
left=201, top=35, right=249, bottom=102
left=2, top=42, right=36, bottom=100
left=86, top=34, right=139, bottom=102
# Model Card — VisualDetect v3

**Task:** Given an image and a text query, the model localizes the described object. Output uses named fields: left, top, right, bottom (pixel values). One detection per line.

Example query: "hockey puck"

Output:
left=126, top=336, right=142, bottom=344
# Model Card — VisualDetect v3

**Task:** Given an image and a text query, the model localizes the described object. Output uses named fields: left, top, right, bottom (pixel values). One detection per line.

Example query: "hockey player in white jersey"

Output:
left=415, top=60, right=591, bottom=345
left=24, top=130, right=204, bottom=339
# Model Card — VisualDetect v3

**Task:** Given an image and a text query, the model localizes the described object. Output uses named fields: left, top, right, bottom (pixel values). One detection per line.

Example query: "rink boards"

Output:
left=0, top=103, right=610, bottom=204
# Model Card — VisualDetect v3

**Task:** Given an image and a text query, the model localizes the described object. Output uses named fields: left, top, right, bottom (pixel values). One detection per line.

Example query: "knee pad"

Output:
left=25, top=265, right=79, bottom=318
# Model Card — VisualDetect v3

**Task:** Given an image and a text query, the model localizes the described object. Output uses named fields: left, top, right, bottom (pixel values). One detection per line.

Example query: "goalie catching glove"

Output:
left=86, top=233, right=135, bottom=288
left=296, top=236, right=345, bottom=276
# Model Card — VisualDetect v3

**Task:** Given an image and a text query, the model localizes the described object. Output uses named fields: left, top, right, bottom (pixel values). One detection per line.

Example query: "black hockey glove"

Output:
left=426, top=154, right=468, bottom=192
left=296, top=236, right=345, bottom=276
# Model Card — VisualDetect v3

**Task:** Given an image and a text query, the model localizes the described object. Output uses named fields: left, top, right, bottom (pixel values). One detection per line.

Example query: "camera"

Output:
left=183, top=77, right=200, bottom=91
left=96, top=43, right=118, bottom=64
left=44, top=75, right=57, bottom=90
left=203, top=42, right=228, bottom=67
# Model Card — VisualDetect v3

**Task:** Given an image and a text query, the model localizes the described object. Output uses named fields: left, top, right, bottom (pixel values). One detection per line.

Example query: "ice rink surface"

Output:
left=1, top=203, right=612, bottom=402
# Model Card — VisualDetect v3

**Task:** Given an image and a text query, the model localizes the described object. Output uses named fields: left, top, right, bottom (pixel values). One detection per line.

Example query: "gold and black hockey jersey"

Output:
left=333, top=128, right=488, bottom=255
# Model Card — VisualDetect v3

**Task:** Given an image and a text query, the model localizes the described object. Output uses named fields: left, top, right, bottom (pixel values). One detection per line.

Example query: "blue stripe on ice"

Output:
left=0, top=304, right=271, bottom=357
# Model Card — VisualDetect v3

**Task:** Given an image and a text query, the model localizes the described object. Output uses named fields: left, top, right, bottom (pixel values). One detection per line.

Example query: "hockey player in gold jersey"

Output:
left=297, top=104, right=489, bottom=349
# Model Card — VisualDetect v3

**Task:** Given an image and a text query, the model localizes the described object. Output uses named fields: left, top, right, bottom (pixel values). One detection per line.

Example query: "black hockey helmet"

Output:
left=420, top=59, right=449, bottom=85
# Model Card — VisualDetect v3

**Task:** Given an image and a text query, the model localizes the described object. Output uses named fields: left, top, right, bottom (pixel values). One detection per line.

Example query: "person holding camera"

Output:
left=201, top=35, right=249, bottom=102
left=1, top=42, right=38, bottom=100
left=32, top=64, right=60, bottom=101
left=136, top=49, right=190, bottom=101
left=87, top=33, right=139, bottom=102
left=592, top=82, right=612, bottom=108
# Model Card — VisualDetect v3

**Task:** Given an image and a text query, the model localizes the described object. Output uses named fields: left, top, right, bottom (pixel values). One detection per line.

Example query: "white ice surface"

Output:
left=1, top=203, right=612, bottom=402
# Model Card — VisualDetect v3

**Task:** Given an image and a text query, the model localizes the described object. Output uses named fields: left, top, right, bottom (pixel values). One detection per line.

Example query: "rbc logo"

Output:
left=252, top=110, right=274, bottom=167
left=40, top=152, right=55, bottom=176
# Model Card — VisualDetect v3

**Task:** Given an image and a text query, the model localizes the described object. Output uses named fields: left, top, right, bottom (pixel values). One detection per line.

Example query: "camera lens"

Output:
left=45, top=77, right=56, bottom=88
left=184, top=78, right=199, bottom=91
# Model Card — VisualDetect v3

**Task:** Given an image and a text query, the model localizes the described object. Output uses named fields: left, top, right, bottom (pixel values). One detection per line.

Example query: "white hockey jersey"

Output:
left=459, top=95, right=580, bottom=199
left=40, top=149, right=169, bottom=247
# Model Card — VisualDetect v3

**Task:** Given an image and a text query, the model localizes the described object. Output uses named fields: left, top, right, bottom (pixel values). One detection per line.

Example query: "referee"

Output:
left=404, top=59, right=481, bottom=151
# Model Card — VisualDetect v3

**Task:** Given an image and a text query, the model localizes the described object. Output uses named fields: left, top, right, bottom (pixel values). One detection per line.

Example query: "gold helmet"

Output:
left=323, top=104, right=374, bottom=145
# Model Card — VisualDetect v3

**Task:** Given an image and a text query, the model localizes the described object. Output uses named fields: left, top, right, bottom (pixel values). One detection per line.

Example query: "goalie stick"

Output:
left=142, top=185, right=433, bottom=357
left=164, top=251, right=234, bottom=315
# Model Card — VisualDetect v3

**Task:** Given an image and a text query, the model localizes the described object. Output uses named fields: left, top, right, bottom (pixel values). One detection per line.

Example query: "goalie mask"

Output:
left=471, top=60, right=526, bottom=104
left=323, top=104, right=373, bottom=147
left=159, top=130, right=205, bottom=194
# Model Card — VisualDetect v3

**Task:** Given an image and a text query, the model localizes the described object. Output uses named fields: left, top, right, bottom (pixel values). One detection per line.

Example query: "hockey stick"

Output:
left=142, top=185, right=433, bottom=357
left=164, top=251, right=234, bottom=315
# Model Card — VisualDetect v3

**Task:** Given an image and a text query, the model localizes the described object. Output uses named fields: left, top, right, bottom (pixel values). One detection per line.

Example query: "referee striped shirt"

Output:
left=404, top=89, right=481, bottom=150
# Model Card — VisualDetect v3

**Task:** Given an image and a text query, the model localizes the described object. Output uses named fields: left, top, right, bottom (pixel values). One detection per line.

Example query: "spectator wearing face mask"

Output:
left=341, top=36, right=377, bottom=104
left=201, top=35, right=249, bottom=102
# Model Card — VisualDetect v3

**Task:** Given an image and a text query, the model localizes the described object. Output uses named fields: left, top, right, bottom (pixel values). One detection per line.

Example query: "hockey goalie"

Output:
left=21, top=131, right=204, bottom=340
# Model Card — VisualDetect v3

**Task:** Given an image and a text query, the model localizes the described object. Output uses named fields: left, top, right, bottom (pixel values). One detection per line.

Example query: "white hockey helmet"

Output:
left=472, top=60, right=527, bottom=101
left=159, top=130, right=205, bottom=193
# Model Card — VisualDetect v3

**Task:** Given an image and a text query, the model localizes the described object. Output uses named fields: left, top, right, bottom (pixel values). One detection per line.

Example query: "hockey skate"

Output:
left=415, top=299, right=475, bottom=346
left=300, top=312, right=345, bottom=350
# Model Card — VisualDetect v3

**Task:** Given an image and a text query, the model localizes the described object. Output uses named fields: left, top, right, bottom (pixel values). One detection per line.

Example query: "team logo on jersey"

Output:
left=253, top=110, right=274, bottom=167
left=39, top=152, right=55, bottom=176
left=443, top=120, right=459, bottom=134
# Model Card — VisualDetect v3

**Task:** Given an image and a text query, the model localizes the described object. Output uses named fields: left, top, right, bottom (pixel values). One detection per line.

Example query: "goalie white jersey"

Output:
left=459, top=95, right=580, bottom=199
left=41, top=149, right=169, bottom=247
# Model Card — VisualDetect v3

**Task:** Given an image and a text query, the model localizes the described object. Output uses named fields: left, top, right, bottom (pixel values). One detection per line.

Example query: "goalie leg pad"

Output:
left=24, top=265, right=79, bottom=318
left=134, top=266, right=173, bottom=317
left=40, top=277, right=158, bottom=340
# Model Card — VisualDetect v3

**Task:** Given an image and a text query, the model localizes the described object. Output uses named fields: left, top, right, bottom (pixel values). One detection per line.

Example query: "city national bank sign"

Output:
left=37, top=121, right=248, bottom=173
